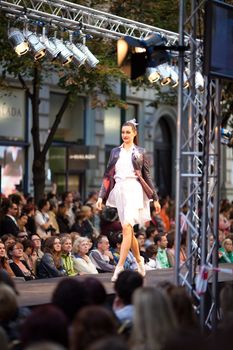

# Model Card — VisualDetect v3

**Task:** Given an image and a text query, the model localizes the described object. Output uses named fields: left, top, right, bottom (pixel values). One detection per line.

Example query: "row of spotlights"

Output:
left=146, top=64, right=204, bottom=92
left=8, top=28, right=99, bottom=68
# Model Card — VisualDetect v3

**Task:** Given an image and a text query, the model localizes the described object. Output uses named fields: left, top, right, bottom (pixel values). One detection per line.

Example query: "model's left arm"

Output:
left=142, top=150, right=161, bottom=213
left=141, top=150, right=158, bottom=201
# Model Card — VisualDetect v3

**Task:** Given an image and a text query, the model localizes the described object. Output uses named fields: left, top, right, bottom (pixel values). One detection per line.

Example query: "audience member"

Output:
left=89, top=235, right=116, bottom=273
left=0, top=240, right=15, bottom=277
left=155, top=234, right=171, bottom=268
left=72, top=237, right=98, bottom=275
left=37, top=237, right=66, bottom=278
left=52, top=278, right=89, bottom=323
left=56, top=203, right=70, bottom=234
left=60, top=235, right=77, bottom=276
left=61, top=191, right=75, bottom=229
left=219, top=238, right=233, bottom=263
left=0, top=200, right=19, bottom=237
left=34, top=199, right=55, bottom=240
left=110, top=232, right=137, bottom=271
left=7, top=242, right=35, bottom=280
left=145, top=226, right=158, bottom=248
left=70, top=305, right=118, bottom=350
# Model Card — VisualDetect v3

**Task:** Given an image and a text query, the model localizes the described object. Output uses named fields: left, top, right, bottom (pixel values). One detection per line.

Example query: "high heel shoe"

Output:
left=137, top=256, right=146, bottom=277
left=111, top=265, right=124, bottom=282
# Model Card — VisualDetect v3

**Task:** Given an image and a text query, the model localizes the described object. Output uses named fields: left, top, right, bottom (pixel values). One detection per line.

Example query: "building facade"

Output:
left=0, top=79, right=231, bottom=201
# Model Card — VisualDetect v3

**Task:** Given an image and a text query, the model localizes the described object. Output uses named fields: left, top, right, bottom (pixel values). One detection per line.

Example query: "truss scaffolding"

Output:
left=0, top=0, right=221, bottom=329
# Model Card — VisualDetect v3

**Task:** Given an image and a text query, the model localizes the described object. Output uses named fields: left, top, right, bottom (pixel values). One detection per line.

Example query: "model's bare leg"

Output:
left=117, top=224, right=133, bottom=266
left=131, top=231, right=141, bottom=263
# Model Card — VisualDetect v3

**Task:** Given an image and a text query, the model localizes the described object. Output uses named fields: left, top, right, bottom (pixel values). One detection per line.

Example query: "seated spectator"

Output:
left=0, top=241, right=15, bottom=277
left=145, top=244, right=160, bottom=270
left=31, top=233, right=44, bottom=260
left=83, top=277, right=107, bottom=306
left=71, top=206, right=98, bottom=239
left=135, top=231, right=149, bottom=263
left=99, top=206, right=122, bottom=237
left=37, top=237, right=67, bottom=279
left=60, top=235, right=77, bottom=276
left=159, top=198, right=171, bottom=233
left=0, top=234, right=16, bottom=250
left=34, top=199, right=56, bottom=240
left=0, top=282, right=30, bottom=348
left=70, top=305, right=118, bottom=350
left=109, top=232, right=137, bottom=271
left=20, top=305, right=68, bottom=349
left=131, top=287, right=177, bottom=350
left=22, top=239, right=37, bottom=274
left=0, top=200, right=19, bottom=237
left=23, top=204, right=37, bottom=235
left=56, top=203, right=70, bottom=234
left=113, top=270, right=143, bottom=326
left=72, top=237, right=98, bottom=275
left=89, top=235, right=115, bottom=273
left=52, top=278, right=89, bottom=323
left=155, top=234, right=171, bottom=268
left=48, top=202, right=60, bottom=234
left=16, top=231, right=29, bottom=243
left=17, top=212, right=29, bottom=234
left=167, top=286, right=198, bottom=330
left=166, top=230, right=175, bottom=267
left=145, top=226, right=158, bottom=248
left=7, top=242, right=35, bottom=280
left=219, top=238, right=233, bottom=263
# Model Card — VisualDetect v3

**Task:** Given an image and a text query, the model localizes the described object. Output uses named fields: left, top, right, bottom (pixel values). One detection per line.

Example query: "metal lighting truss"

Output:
left=0, top=0, right=181, bottom=43
left=0, top=0, right=220, bottom=329
left=175, top=0, right=220, bottom=330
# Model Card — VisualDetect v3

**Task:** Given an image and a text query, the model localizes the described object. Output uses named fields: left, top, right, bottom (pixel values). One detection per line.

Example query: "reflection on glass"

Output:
left=104, top=107, right=121, bottom=145
left=0, top=146, right=24, bottom=196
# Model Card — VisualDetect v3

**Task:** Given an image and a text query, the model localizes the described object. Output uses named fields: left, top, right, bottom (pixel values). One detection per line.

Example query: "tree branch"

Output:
left=18, top=73, right=33, bottom=99
left=41, top=92, right=71, bottom=158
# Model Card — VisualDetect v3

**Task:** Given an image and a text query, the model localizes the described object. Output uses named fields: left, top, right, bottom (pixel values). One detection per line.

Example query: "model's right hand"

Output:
left=96, top=197, right=103, bottom=211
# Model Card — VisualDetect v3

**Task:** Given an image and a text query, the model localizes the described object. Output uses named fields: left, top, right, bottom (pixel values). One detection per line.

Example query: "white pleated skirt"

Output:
left=106, top=178, right=151, bottom=227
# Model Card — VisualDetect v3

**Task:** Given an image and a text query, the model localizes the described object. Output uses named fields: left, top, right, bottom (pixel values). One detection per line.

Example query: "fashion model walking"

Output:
left=96, top=119, right=160, bottom=281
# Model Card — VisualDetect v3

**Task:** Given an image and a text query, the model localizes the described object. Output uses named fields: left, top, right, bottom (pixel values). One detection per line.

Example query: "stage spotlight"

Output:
left=146, top=67, right=160, bottom=83
left=169, top=66, right=179, bottom=88
left=157, top=63, right=172, bottom=86
left=40, top=36, right=61, bottom=61
left=50, top=38, right=73, bottom=65
left=24, top=31, right=46, bottom=60
left=65, top=41, right=87, bottom=66
left=8, top=28, right=29, bottom=56
left=183, top=71, right=189, bottom=89
left=195, top=71, right=205, bottom=92
left=76, top=43, right=99, bottom=68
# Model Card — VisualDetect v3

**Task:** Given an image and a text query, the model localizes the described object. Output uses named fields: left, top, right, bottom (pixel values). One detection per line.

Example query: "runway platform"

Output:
left=15, top=268, right=175, bottom=307
left=15, top=264, right=233, bottom=308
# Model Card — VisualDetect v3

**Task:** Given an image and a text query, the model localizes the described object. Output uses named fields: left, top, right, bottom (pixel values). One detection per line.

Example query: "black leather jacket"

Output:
left=99, top=145, right=158, bottom=202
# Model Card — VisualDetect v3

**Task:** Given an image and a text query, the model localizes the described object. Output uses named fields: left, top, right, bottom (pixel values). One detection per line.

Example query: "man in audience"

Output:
left=0, top=200, right=19, bottom=237
left=113, top=270, right=143, bottom=325
left=155, top=234, right=171, bottom=268
left=89, top=235, right=116, bottom=273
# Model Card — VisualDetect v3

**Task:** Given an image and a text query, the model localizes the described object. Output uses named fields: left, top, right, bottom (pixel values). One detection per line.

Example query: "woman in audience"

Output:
left=7, top=242, right=35, bottom=280
left=72, top=237, right=98, bottom=275
left=22, top=239, right=37, bottom=274
left=219, top=238, right=233, bottom=263
left=1, top=235, right=16, bottom=250
left=70, top=305, right=118, bottom=350
left=37, top=237, right=67, bottom=278
left=131, top=287, right=177, bottom=350
left=17, top=211, right=29, bottom=233
left=0, top=240, right=15, bottom=277
left=60, top=235, right=77, bottom=276
left=56, top=203, right=70, bottom=234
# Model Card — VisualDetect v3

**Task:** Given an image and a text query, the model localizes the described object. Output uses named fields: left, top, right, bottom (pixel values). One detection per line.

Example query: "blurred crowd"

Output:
left=1, top=191, right=233, bottom=349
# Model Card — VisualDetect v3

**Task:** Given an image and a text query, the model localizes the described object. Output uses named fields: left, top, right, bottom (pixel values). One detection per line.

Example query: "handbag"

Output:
left=135, top=169, right=153, bottom=200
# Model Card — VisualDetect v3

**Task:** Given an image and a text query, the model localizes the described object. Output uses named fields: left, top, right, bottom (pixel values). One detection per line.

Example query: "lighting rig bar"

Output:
left=0, top=0, right=181, bottom=43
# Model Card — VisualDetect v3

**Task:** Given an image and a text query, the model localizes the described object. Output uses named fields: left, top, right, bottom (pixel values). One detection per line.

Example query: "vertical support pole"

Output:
left=175, top=0, right=185, bottom=285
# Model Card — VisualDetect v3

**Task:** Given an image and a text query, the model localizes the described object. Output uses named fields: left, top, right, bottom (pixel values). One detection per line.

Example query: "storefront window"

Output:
left=50, top=93, right=85, bottom=143
left=0, top=89, right=25, bottom=141
left=0, top=146, right=24, bottom=196
left=104, top=107, right=121, bottom=145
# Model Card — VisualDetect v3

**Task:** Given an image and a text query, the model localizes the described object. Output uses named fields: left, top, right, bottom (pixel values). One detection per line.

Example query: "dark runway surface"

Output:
left=15, top=268, right=175, bottom=307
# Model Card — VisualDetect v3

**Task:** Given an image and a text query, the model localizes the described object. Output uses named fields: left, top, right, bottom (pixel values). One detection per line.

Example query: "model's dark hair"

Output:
left=122, top=121, right=139, bottom=145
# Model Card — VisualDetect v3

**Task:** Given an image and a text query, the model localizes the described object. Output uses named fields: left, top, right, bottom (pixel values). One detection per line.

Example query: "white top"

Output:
left=72, top=255, right=98, bottom=274
left=114, top=145, right=137, bottom=181
left=34, top=211, right=50, bottom=240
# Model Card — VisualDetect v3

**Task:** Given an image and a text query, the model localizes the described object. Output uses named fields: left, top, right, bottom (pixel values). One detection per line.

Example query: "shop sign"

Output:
left=68, top=146, right=99, bottom=170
